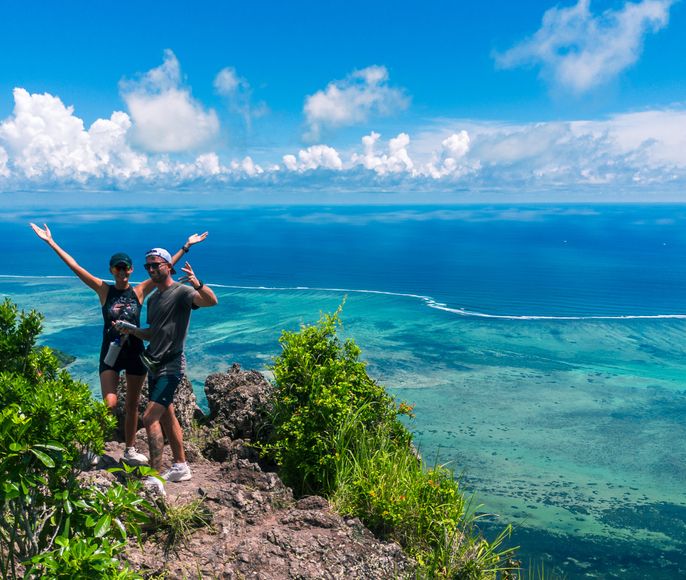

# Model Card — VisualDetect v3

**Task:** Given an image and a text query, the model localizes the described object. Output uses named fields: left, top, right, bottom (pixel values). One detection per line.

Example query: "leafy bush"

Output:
left=264, top=304, right=411, bottom=495
left=0, top=297, right=43, bottom=378
left=0, top=298, right=151, bottom=578
left=265, top=305, right=518, bottom=578
left=26, top=537, right=139, bottom=579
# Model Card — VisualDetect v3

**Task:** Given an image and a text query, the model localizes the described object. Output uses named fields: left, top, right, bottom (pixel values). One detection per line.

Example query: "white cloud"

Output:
left=416, top=108, right=686, bottom=186
left=88, top=112, right=150, bottom=179
left=230, top=156, right=264, bottom=177
left=351, top=132, right=415, bottom=175
left=121, top=50, right=219, bottom=152
left=303, top=65, right=409, bottom=140
left=0, top=87, right=258, bottom=186
left=598, top=110, right=686, bottom=166
left=214, top=68, right=241, bottom=95
left=194, top=152, right=223, bottom=175
left=424, top=131, right=472, bottom=179
left=2, top=82, right=686, bottom=194
left=0, top=88, right=149, bottom=182
left=282, top=154, right=297, bottom=171
left=282, top=145, right=343, bottom=172
left=0, top=146, right=8, bottom=177
left=214, top=67, right=267, bottom=133
left=495, top=0, right=674, bottom=93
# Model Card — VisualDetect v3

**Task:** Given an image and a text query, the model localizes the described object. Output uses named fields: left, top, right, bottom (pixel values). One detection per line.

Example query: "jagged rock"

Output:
left=123, top=455, right=413, bottom=579
left=113, top=373, right=203, bottom=439
left=295, top=495, right=329, bottom=510
left=220, top=502, right=413, bottom=579
left=207, top=437, right=261, bottom=463
left=204, top=363, right=274, bottom=441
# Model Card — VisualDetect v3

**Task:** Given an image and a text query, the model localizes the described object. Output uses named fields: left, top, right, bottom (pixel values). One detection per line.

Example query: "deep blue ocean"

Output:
left=4, top=201, right=686, bottom=578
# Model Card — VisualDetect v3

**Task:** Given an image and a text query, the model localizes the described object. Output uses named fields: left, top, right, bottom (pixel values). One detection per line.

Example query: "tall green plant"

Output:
left=265, top=304, right=410, bottom=495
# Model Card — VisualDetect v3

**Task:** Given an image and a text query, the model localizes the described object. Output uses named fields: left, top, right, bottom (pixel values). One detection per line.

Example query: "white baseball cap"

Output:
left=145, top=247, right=176, bottom=274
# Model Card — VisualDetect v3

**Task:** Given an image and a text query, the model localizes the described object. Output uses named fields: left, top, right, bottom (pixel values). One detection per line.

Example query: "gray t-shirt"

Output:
left=146, top=282, right=196, bottom=375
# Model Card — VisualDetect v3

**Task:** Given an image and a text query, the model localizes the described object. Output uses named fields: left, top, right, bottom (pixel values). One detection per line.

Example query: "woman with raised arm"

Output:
left=30, top=223, right=207, bottom=466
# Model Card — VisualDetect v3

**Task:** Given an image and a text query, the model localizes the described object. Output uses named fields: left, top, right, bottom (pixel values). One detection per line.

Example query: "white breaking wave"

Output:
left=3, top=275, right=686, bottom=321
left=427, top=303, right=686, bottom=320
left=208, top=282, right=686, bottom=321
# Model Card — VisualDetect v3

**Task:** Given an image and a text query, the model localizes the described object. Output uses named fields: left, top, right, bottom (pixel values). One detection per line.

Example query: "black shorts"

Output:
left=99, top=342, right=147, bottom=375
left=147, top=373, right=181, bottom=408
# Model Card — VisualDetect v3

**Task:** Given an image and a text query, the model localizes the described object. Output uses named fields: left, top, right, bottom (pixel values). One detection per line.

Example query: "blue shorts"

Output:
left=147, top=373, right=181, bottom=408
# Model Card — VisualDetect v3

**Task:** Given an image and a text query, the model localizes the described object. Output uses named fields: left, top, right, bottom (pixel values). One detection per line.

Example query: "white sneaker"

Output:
left=143, top=476, right=166, bottom=497
left=162, top=462, right=192, bottom=482
left=123, top=447, right=149, bottom=466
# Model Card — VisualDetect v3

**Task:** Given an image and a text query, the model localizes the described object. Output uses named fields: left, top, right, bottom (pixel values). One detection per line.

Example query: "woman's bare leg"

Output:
left=100, top=370, right=119, bottom=410
left=124, top=373, right=146, bottom=448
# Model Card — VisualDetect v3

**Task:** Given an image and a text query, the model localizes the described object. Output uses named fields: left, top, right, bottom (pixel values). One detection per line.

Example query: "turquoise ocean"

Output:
left=4, top=201, right=686, bottom=578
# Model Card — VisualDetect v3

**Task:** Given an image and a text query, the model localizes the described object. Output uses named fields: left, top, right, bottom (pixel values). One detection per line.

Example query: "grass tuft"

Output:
left=151, top=498, right=214, bottom=556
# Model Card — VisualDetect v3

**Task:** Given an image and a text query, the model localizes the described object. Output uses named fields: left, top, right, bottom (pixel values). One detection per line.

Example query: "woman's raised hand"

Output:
left=30, top=223, right=53, bottom=243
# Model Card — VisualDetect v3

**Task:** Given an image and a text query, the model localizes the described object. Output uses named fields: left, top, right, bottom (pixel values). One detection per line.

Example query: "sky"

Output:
left=1, top=0, right=685, bottom=200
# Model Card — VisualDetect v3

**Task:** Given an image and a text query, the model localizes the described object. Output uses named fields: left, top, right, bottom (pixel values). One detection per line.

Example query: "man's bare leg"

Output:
left=143, top=401, right=167, bottom=471
left=159, top=403, right=186, bottom=464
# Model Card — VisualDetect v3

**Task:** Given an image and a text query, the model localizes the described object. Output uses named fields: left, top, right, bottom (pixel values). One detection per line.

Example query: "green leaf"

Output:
left=113, top=517, right=127, bottom=540
left=29, top=447, right=55, bottom=467
left=35, top=441, right=66, bottom=452
left=94, top=514, right=111, bottom=538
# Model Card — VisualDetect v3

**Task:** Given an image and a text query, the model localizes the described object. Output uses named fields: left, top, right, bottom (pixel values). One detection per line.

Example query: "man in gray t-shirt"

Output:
left=124, top=247, right=218, bottom=494
left=146, top=282, right=195, bottom=377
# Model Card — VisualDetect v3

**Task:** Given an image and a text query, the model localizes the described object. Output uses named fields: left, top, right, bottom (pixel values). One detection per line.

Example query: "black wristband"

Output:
left=194, top=280, right=204, bottom=291
left=182, top=245, right=190, bottom=253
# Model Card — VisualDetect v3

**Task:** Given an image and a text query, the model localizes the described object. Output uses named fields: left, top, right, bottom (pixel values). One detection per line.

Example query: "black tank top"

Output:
left=102, top=285, right=144, bottom=351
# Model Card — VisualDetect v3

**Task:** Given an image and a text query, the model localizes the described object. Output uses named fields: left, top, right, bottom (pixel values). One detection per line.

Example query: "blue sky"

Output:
left=1, top=0, right=685, bottom=199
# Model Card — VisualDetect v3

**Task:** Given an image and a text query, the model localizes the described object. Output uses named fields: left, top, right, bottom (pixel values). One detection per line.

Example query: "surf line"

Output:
left=208, top=283, right=686, bottom=321
left=4, top=276, right=686, bottom=321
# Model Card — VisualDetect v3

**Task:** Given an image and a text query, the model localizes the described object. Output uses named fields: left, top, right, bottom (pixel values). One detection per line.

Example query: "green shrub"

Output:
left=264, top=304, right=411, bottom=495
left=0, top=298, right=151, bottom=578
left=26, top=537, right=140, bottom=579
left=264, top=305, right=518, bottom=578
left=0, top=299, right=114, bottom=459
left=0, top=297, right=43, bottom=378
